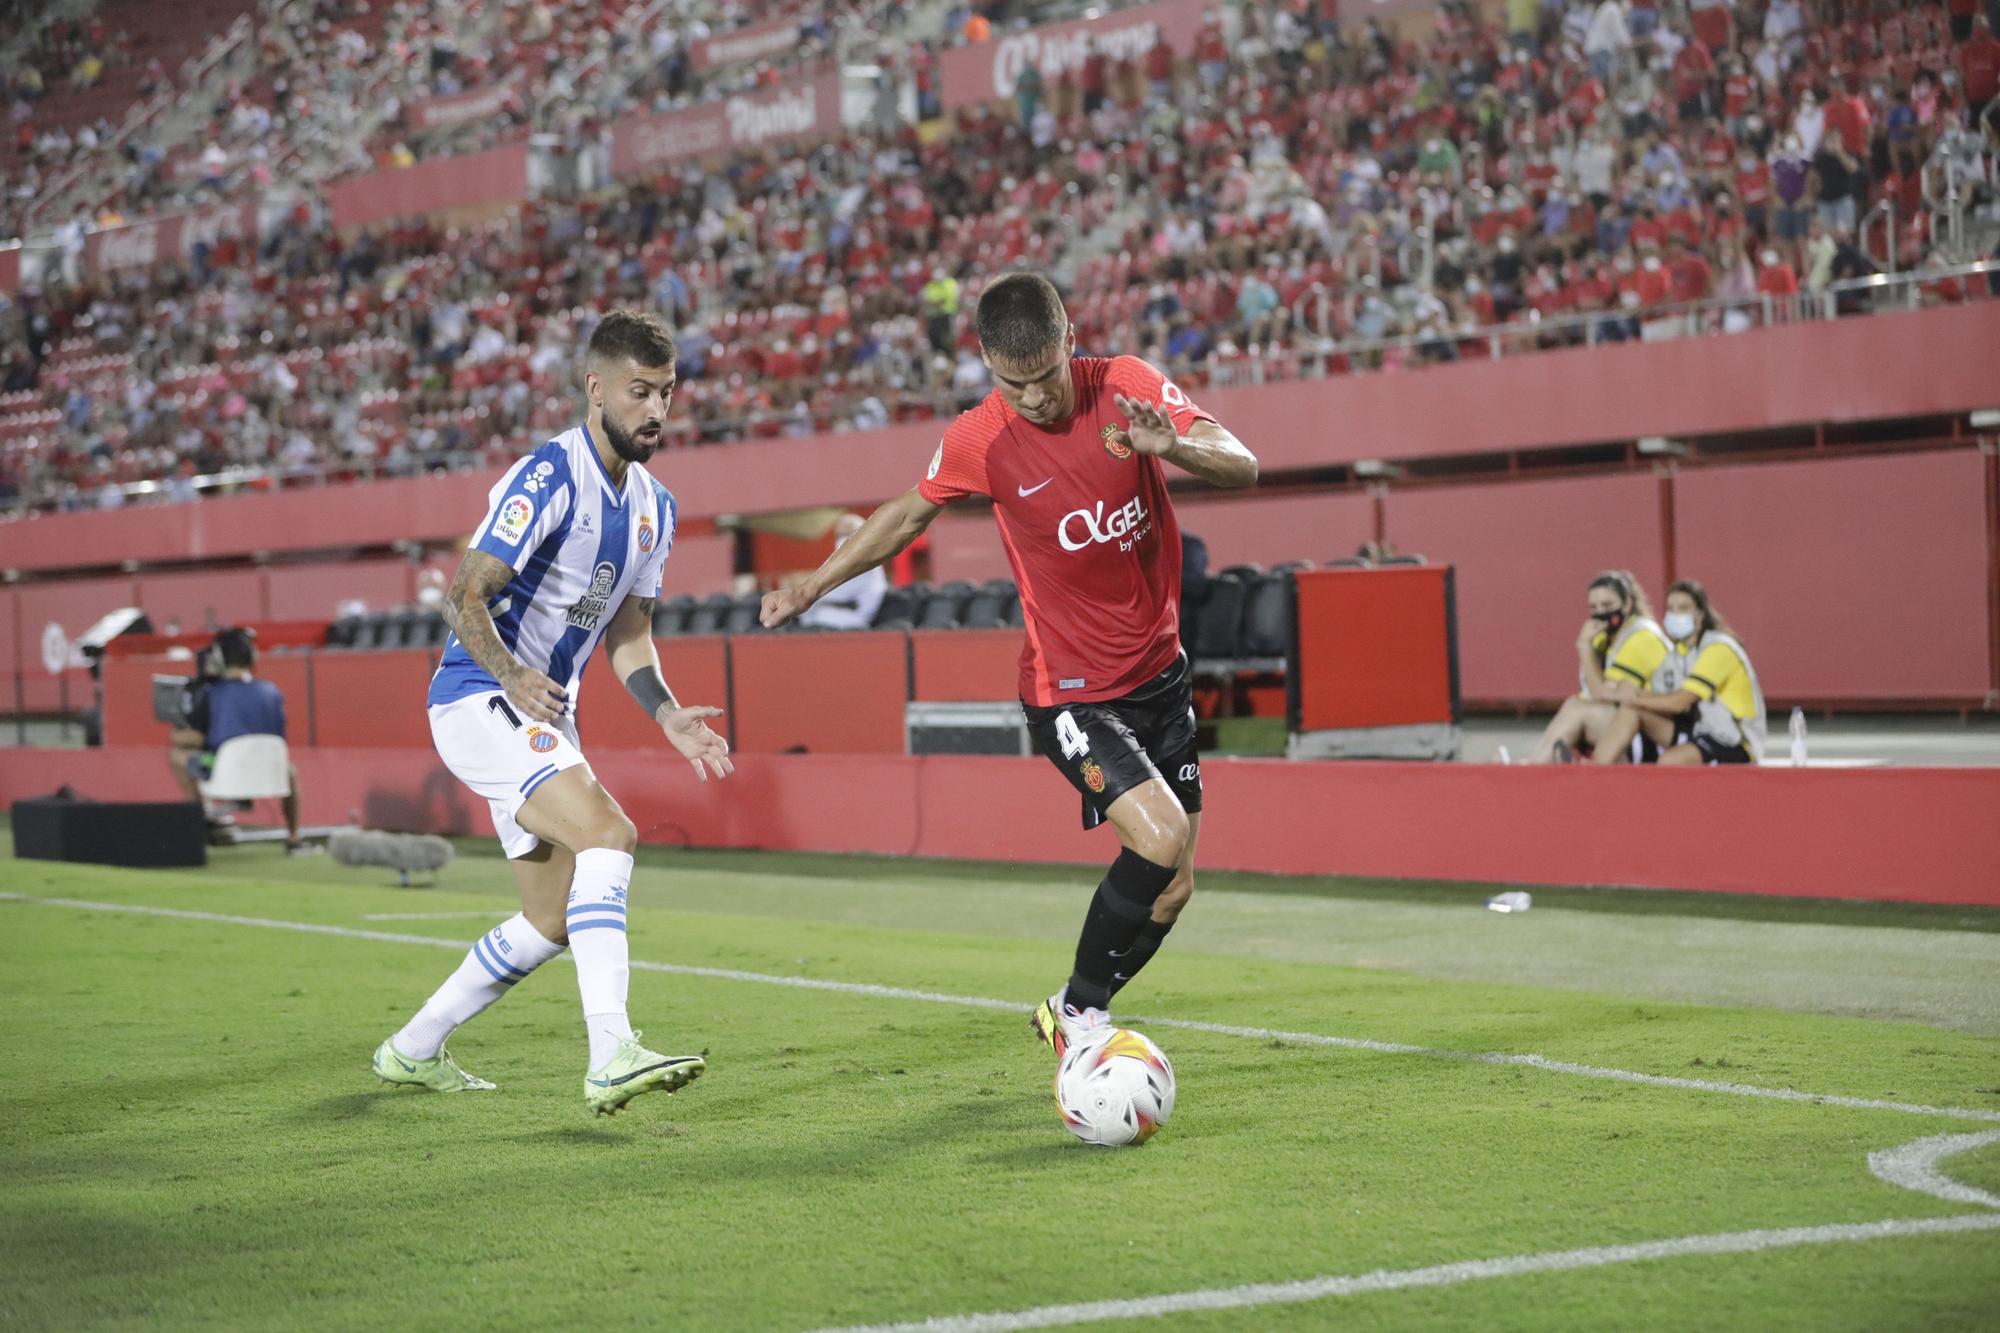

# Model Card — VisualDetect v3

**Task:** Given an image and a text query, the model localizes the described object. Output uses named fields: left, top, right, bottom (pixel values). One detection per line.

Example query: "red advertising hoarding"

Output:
left=0, top=244, right=18, bottom=294
left=80, top=201, right=261, bottom=274
left=941, top=0, right=1214, bottom=110
left=692, top=19, right=799, bottom=71
left=325, top=140, right=531, bottom=229
left=406, top=71, right=523, bottom=132
left=610, top=72, right=841, bottom=178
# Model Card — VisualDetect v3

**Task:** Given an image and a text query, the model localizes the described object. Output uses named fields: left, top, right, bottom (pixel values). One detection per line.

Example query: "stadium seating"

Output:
left=1192, top=572, right=1249, bottom=664
left=5, top=1, right=1996, bottom=515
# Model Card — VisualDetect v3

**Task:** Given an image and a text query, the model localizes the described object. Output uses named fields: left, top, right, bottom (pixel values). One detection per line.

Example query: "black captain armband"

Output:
left=624, top=666, right=680, bottom=720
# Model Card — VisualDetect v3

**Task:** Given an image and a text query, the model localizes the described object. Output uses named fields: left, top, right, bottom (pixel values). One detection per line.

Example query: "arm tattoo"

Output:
left=444, top=551, right=523, bottom=687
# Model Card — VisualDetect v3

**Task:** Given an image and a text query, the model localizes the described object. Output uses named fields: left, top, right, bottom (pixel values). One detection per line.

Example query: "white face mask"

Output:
left=1664, top=612, right=1699, bottom=641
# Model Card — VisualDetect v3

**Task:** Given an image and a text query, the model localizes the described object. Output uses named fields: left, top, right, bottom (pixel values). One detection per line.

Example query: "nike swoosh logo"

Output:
left=393, top=1056, right=418, bottom=1074
left=1017, top=478, right=1054, bottom=497
left=1111, top=972, right=1132, bottom=982
left=588, top=1058, right=693, bottom=1088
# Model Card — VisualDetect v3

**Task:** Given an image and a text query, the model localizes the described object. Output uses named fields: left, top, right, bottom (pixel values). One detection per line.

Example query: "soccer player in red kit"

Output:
left=760, top=272, right=1258, bottom=1059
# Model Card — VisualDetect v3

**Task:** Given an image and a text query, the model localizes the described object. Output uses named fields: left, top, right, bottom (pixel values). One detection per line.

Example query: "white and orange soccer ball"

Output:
left=1054, top=1027, right=1176, bottom=1146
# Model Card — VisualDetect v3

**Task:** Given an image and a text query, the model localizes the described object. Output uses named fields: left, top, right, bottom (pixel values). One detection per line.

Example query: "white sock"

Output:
left=567, top=848, right=637, bottom=1068
left=393, top=914, right=565, bottom=1060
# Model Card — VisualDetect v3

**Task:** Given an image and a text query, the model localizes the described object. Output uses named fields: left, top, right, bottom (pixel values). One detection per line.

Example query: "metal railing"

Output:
left=1202, top=261, right=1999, bottom=387
left=0, top=386, right=984, bottom=520
left=1860, top=198, right=1898, bottom=275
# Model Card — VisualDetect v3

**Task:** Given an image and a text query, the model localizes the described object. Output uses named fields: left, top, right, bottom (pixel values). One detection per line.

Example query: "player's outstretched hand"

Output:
left=760, top=586, right=814, bottom=629
left=1111, top=393, right=1179, bottom=457
left=503, top=663, right=569, bottom=722
left=661, top=705, right=733, bottom=782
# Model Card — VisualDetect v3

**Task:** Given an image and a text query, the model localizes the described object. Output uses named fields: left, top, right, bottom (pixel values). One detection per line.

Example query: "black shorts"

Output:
left=1023, top=654, right=1203, bottom=831
left=1692, top=734, right=1753, bottom=765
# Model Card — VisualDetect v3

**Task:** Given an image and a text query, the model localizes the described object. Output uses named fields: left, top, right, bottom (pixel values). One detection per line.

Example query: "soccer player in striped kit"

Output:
left=761, top=273, right=1258, bottom=1062
left=374, top=311, right=733, bottom=1115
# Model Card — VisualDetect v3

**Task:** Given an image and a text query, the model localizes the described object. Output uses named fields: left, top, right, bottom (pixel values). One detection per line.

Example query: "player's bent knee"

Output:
left=1156, top=876, right=1194, bottom=919
left=580, top=811, right=638, bottom=854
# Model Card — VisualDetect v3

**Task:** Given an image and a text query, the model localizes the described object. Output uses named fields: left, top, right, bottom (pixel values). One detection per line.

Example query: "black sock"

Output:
left=1065, top=849, right=1178, bottom=1012
left=1105, top=916, right=1174, bottom=1003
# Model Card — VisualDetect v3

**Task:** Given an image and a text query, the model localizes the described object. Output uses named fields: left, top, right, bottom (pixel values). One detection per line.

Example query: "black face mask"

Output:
left=1594, top=609, right=1625, bottom=635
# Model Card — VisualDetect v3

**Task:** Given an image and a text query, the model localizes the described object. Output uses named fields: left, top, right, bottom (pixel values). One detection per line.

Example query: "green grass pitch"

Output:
left=3, top=835, right=1998, bottom=1330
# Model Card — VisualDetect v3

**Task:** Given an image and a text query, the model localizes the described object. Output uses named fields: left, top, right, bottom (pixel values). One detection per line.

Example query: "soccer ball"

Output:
left=1054, top=1027, right=1175, bottom=1146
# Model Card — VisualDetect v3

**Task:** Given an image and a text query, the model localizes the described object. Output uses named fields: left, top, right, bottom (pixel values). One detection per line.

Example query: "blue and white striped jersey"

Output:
left=428, top=423, right=676, bottom=712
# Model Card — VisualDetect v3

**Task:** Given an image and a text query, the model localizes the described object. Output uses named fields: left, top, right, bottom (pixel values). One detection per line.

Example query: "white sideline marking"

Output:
left=804, top=1213, right=2000, bottom=1333
left=360, top=911, right=510, bottom=922
left=6, top=891, right=2000, bottom=1125
left=1869, top=1131, right=2000, bottom=1210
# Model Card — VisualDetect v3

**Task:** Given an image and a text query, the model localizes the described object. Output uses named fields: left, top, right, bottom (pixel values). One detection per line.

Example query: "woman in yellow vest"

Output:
left=1527, top=570, right=1677, bottom=763
left=1594, top=579, right=1768, bottom=764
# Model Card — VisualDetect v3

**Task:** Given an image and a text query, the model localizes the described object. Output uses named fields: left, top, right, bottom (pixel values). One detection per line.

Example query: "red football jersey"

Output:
left=919, top=355, right=1216, bottom=707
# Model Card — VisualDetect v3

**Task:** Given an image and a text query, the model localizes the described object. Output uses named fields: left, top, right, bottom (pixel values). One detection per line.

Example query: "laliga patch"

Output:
left=526, top=726, right=558, bottom=754
left=490, top=495, right=534, bottom=546
left=1101, top=424, right=1133, bottom=460
left=1080, top=758, right=1107, bottom=793
left=926, top=442, right=943, bottom=480
left=637, top=515, right=656, bottom=554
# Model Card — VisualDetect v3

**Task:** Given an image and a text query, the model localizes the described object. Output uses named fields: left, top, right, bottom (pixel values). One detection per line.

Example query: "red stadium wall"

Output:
left=3, top=746, right=1995, bottom=906
left=1674, top=452, right=1990, bottom=700
left=5, top=440, right=1993, bottom=710
left=1385, top=474, right=1668, bottom=703
left=6, top=304, right=1995, bottom=575
left=326, top=141, right=532, bottom=229
left=4, top=306, right=1997, bottom=708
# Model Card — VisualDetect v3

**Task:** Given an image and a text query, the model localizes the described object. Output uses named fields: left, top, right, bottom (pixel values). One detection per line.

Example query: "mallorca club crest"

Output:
left=1101, top=424, right=1133, bottom=461
left=637, top=515, right=657, bottom=555
left=1080, top=758, right=1107, bottom=793
left=526, top=726, right=558, bottom=754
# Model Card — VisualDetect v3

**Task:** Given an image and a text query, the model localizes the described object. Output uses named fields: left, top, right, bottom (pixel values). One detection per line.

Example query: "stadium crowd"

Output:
left=4, top=0, right=1999, bottom=511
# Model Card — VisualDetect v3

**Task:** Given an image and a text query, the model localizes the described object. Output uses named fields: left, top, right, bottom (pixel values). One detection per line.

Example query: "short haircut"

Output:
left=588, top=309, right=676, bottom=370
left=214, top=627, right=256, bottom=669
left=976, top=273, right=1067, bottom=365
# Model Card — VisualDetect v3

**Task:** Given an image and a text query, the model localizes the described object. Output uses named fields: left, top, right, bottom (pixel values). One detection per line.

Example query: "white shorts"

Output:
left=429, top=690, right=588, bottom=859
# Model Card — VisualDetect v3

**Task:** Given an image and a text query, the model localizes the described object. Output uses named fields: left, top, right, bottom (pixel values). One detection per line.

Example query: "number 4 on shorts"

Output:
left=1056, top=710, right=1089, bottom=760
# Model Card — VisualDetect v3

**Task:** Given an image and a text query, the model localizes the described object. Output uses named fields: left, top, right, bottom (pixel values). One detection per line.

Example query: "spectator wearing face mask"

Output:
left=1528, top=570, right=1676, bottom=764
left=1594, top=579, right=1768, bottom=765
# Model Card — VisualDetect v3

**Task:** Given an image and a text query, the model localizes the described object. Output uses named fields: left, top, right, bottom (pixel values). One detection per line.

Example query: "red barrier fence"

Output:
left=92, top=631, right=1024, bottom=751
left=5, top=746, right=1995, bottom=905
left=6, top=305, right=1994, bottom=576
left=0, top=243, right=18, bottom=295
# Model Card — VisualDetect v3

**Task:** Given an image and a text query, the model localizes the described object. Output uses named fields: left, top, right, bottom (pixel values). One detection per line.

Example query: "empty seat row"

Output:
left=652, top=579, right=1024, bottom=637
left=326, top=609, right=450, bottom=651
left=1190, top=567, right=1293, bottom=664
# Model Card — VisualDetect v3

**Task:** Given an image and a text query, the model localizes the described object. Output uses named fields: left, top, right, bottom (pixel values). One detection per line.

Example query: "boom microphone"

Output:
left=328, top=829, right=456, bottom=886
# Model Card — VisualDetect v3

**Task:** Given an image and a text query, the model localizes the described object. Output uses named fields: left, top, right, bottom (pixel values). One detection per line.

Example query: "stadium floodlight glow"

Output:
left=1352, top=459, right=1401, bottom=479
left=1637, top=436, right=1690, bottom=457
left=1969, top=409, right=2000, bottom=430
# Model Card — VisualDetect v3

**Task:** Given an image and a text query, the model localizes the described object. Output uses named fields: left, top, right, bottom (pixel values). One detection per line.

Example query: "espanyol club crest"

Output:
left=637, top=515, right=656, bottom=554
left=1101, top=424, right=1133, bottom=460
left=526, top=726, right=558, bottom=754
